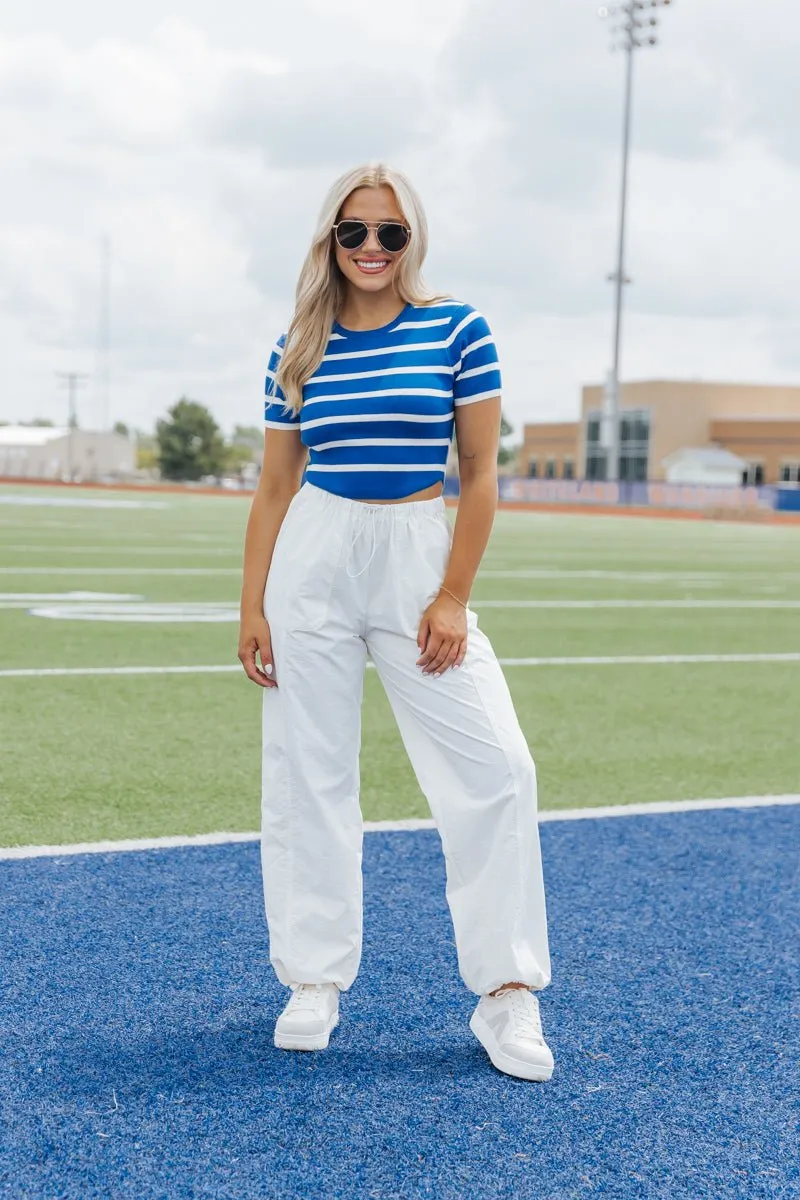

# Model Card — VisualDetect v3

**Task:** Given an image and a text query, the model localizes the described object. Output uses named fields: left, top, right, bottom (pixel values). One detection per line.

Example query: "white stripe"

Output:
left=393, top=318, right=452, bottom=330
left=312, top=437, right=452, bottom=452
left=308, top=463, right=446, bottom=473
left=302, top=387, right=451, bottom=408
left=301, top=411, right=451, bottom=432
left=446, top=310, right=482, bottom=345
left=2, top=652, right=798, bottom=679
left=454, top=388, right=501, bottom=407
left=2, top=796, right=796, bottom=859
left=458, top=334, right=494, bottom=360
left=322, top=340, right=451, bottom=362
left=456, top=362, right=501, bottom=381
left=264, top=419, right=298, bottom=432
left=472, top=599, right=800, bottom=609
left=308, top=365, right=454, bottom=384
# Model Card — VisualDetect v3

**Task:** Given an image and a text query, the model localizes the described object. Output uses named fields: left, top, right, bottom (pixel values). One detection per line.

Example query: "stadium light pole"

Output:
left=598, top=0, right=673, bottom=482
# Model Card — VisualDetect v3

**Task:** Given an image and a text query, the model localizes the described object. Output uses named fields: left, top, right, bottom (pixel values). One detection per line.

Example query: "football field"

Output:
left=1, top=483, right=799, bottom=846
left=1, top=484, right=798, bottom=1199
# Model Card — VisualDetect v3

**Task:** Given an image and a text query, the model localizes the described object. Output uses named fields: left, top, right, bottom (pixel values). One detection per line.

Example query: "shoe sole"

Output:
left=274, top=1010, right=339, bottom=1052
left=469, top=1011, right=553, bottom=1082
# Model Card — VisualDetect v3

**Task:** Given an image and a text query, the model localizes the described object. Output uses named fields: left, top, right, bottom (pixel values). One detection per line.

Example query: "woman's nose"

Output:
left=361, top=228, right=383, bottom=254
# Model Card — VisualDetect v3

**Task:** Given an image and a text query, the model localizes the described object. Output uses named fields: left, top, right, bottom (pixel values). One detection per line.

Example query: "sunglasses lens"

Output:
left=378, top=223, right=410, bottom=253
left=336, top=220, right=368, bottom=250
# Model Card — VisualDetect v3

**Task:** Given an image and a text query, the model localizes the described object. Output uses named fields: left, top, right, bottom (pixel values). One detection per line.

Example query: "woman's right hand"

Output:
left=238, top=613, right=277, bottom=688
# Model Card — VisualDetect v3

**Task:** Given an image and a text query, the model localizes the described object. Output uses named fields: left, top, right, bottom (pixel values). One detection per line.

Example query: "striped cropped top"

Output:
left=263, top=300, right=502, bottom=501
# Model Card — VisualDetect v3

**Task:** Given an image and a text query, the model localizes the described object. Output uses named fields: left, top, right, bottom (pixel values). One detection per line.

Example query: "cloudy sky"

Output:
left=2, top=0, right=799, bottom=437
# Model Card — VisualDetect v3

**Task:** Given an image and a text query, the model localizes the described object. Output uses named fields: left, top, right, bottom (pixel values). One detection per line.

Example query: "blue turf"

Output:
left=1, top=808, right=798, bottom=1200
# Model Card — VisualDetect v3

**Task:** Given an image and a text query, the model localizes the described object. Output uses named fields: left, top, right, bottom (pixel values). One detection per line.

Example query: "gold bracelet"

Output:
left=439, top=584, right=468, bottom=609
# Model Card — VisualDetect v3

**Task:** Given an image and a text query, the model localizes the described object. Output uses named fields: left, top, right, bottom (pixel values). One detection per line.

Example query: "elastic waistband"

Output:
left=300, top=482, right=446, bottom=519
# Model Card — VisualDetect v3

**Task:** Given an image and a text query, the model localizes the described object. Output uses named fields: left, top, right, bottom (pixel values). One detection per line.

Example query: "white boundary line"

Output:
left=2, top=652, right=799, bottom=679
left=1, top=795, right=797, bottom=861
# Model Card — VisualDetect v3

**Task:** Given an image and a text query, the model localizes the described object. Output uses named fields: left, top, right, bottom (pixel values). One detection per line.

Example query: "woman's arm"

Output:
left=416, top=397, right=501, bottom=675
left=238, top=428, right=307, bottom=687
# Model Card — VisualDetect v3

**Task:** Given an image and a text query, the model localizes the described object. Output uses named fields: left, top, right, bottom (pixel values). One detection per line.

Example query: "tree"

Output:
left=113, top=420, right=130, bottom=438
left=497, top=412, right=517, bottom=467
left=155, top=398, right=226, bottom=481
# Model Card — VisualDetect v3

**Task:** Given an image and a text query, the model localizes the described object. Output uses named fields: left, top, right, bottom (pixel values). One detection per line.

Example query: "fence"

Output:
left=444, top=476, right=799, bottom=514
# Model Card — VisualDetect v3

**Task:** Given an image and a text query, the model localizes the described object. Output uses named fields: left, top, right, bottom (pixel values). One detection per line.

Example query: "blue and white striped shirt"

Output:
left=263, top=300, right=502, bottom=501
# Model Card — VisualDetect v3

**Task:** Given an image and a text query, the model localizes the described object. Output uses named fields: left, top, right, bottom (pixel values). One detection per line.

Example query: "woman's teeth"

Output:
left=355, top=260, right=389, bottom=272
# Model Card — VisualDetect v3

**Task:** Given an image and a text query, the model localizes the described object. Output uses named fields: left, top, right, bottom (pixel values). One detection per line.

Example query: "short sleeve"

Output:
left=264, top=335, right=299, bottom=429
left=450, top=306, right=502, bottom=407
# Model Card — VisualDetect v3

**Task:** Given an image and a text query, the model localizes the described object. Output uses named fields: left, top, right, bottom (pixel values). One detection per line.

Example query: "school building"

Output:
left=521, top=381, right=800, bottom=486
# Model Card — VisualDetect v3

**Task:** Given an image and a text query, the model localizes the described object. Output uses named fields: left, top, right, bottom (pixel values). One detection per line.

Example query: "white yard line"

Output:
left=2, top=652, right=799, bottom=679
left=479, top=569, right=800, bottom=582
left=0, top=567, right=243, bottom=576
left=0, top=545, right=240, bottom=556
left=1, top=795, right=797, bottom=860
left=473, top=599, right=800, bottom=609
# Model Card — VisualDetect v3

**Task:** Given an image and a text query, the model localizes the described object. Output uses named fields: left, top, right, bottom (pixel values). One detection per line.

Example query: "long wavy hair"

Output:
left=276, top=163, right=447, bottom=413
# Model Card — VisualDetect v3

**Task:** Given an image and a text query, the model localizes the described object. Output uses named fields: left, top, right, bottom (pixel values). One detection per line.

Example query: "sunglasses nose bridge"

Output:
left=360, top=225, right=383, bottom=253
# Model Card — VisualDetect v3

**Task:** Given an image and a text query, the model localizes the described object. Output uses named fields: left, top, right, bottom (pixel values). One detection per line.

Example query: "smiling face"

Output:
left=333, top=184, right=409, bottom=296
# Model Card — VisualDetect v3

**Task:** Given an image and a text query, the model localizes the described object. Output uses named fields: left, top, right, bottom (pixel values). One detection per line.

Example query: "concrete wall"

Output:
left=0, top=431, right=135, bottom=481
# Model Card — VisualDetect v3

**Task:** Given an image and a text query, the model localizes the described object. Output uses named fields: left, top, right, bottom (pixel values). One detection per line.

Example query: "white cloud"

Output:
left=0, top=0, right=798, bottom=440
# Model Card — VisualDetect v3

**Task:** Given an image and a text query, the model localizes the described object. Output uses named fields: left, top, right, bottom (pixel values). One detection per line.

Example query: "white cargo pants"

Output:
left=261, top=483, right=551, bottom=997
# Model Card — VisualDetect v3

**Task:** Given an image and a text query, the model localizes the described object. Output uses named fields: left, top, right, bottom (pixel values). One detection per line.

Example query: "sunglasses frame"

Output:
left=332, top=220, right=412, bottom=254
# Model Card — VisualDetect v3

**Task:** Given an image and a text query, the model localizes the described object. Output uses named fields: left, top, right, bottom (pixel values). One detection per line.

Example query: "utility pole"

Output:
left=598, top=0, right=673, bottom=482
left=98, top=234, right=111, bottom=431
left=56, top=372, right=89, bottom=482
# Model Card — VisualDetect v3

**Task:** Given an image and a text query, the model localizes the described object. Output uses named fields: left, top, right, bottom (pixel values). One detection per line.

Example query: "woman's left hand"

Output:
left=416, top=591, right=468, bottom=675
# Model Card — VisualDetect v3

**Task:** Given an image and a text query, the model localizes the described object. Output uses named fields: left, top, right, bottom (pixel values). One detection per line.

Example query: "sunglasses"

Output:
left=333, top=220, right=411, bottom=254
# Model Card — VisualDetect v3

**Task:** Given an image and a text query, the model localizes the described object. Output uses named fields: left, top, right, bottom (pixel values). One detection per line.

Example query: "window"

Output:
left=545, top=459, right=556, bottom=479
left=584, top=407, right=649, bottom=480
left=618, top=409, right=650, bottom=482
left=585, top=453, right=607, bottom=481
left=527, top=459, right=538, bottom=479
left=780, top=463, right=800, bottom=483
left=563, top=459, right=575, bottom=480
left=742, top=463, right=764, bottom=486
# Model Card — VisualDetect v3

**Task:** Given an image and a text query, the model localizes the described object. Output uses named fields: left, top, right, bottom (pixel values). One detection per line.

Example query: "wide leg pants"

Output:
left=261, top=483, right=551, bottom=997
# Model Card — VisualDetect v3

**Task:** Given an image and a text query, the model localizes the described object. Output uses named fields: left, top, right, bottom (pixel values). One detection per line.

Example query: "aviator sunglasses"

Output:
left=333, top=219, right=411, bottom=254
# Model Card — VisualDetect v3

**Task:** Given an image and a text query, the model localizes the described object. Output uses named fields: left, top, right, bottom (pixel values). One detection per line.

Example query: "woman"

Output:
left=238, top=163, right=553, bottom=1082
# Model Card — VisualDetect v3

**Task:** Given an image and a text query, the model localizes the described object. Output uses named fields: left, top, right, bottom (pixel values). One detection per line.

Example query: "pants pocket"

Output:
left=265, top=492, right=343, bottom=632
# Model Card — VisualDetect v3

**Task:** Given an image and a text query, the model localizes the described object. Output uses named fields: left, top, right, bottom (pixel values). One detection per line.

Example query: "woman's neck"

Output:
left=337, top=289, right=407, bottom=332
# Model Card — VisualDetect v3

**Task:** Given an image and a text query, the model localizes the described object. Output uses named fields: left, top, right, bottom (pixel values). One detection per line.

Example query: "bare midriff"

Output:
left=357, top=481, right=444, bottom=505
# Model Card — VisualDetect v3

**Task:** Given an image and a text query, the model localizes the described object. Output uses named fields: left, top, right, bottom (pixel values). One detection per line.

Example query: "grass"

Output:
left=1, top=483, right=799, bottom=846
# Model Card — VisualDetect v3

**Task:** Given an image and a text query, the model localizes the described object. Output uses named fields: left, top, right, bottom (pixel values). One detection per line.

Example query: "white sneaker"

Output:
left=469, top=988, right=554, bottom=1081
left=274, top=983, right=340, bottom=1051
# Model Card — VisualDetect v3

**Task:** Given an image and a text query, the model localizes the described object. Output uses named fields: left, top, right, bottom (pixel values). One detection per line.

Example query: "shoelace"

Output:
left=288, top=984, right=326, bottom=1011
left=505, top=990, right=544, bottom=1042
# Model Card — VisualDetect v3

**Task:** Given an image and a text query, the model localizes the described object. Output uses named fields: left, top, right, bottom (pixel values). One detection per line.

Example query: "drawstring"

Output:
left=345, top=514, right=379, bottom=579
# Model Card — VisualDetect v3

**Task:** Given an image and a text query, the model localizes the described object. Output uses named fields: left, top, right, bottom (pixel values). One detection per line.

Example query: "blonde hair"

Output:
left=276, top=162, right=448, bottom=413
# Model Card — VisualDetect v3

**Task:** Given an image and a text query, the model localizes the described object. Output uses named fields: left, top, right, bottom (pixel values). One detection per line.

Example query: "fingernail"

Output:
left=265, top=663, right=273, bottom=675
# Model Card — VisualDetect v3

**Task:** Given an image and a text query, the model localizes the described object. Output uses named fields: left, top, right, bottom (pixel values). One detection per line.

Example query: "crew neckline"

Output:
left=333, top=302, right=413, bottom=339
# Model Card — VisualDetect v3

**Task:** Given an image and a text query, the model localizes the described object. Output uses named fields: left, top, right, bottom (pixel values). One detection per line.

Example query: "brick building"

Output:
left=521, top=381, right=800, bottom=485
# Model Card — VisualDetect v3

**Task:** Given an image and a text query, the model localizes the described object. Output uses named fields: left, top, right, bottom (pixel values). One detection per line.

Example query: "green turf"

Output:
left=1, top=483, right=799, bottom=846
